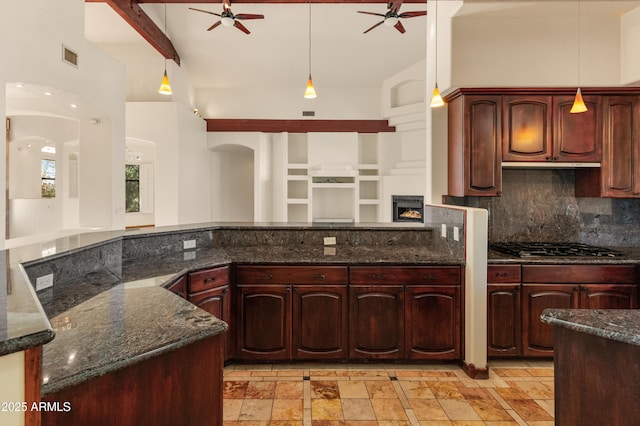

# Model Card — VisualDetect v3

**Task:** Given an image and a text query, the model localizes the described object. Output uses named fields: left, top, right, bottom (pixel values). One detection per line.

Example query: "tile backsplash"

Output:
left=444, top=169, right=640, bottom=247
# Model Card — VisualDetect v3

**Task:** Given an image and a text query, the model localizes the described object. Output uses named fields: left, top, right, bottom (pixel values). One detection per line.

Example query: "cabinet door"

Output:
left=349, top=285, right=404, bottom=359
left=580, top=284, right=638, bottom=309
left=237, top=285, right=291, bottom=360
left=465, top=96, right=503, bottom=195
left=292, top=286, right=348, bottom=360
left=487, top=284, right=521, bottom=357
left=166, top=276, right=186, bottom=299
left=405, top=285, right=460, bottom=360
left=553, top=95, right=602, bottom=162
left=503, top=96, right=553, bottom=162
left=601, top=96, right=640, bottom=197
left=522, top=284, right=578, bottom=357
left=189, top=285, right=232, bottom=360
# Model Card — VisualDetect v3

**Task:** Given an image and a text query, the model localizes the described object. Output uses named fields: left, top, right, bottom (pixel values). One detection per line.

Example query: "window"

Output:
left=41, top=159, right=56, bottom=198
left=125, top=164, right=140, bottom=213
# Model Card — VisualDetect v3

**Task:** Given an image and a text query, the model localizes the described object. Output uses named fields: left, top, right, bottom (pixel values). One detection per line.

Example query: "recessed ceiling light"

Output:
left=70, top=104, right=77, bottom=108
left=41, top=146, right=56, bottom=154
left=44, top=91, right=52, bottom=96
left=15, top=83, right=23, bottom=88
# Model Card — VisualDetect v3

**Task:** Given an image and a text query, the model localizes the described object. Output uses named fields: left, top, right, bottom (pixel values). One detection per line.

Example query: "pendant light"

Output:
left=570, top=0, right=587, bottom=113
left=158, top=2, right=172, bottom=96
left=430, top=0, right=444, bottom=108
left=303, top=0, right=317, bottom=99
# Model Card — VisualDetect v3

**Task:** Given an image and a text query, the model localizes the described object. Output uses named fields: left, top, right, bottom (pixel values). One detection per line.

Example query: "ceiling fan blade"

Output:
left=189, top=7, right=222, bottom=18
left=394, top=21, right=406, bottom=34
left=207, top=20, right=223, bottom=31
left=398, top=11, right=427, bottom=19
left=234, top=20, right=251, bottom=34
left=358, top=11, right=386, bottom=18
left=234, top=13, right=265, bottom=20
left=363, top=20, right=385, bottom=34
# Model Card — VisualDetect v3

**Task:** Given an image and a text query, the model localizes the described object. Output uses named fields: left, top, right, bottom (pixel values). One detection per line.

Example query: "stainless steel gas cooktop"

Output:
left=490, top=242, right=626, bottom=258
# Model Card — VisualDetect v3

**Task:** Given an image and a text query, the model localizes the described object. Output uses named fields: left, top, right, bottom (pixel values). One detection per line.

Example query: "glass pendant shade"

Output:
left=430, top=83, right=445, bottom=108
left=159, top=69, right=172, bottom=95
left=304, top=75, right=317, bottom=99
left=570, top=88, right=587, bottom=113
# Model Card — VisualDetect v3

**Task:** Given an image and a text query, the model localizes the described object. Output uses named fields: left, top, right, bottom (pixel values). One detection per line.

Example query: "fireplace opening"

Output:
left=392, top=195, right=424, bottom=223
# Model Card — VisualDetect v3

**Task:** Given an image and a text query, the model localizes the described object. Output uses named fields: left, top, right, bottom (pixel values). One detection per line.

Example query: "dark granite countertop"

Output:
left=2, top=221, right=461, bottom=396
left=540, top=309, right=640, bottom=346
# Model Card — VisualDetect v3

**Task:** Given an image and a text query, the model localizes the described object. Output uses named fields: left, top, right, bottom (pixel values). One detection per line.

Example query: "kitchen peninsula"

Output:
left=541, top=309, right=640, bottom=426
left=2, top=209, right=471, bottom=425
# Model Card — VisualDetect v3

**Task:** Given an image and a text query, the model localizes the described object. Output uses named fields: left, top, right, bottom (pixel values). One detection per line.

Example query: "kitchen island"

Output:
left=541, top=309, right=640, bottom=426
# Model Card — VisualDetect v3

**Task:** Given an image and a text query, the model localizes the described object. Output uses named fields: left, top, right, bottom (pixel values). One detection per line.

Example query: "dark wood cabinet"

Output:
left=349, top=266, right=462, bottom=360
left=487, top=264, right=522, bottom=357
left=522, top=284, right=577, bottom=357
left=447, top=93, right=502, bottom=196
left=237, top=284, right=291, bottom=360
left=553, top=95, right=602, bottom=162
left=166, top=275, right=186, bottom=299
left=235, top=265, right=349, bottom=361
left=292, top=285, right=348, bottom=359
left=502, top=95, right=552, bottom=161
left=406, top=285, right=460, bottom=359
left=521, top=264, right=638, bottom=357
left=349, top=285, right=405, bottom=359
left=577, top=95, right=640, bottom=198
left=187, top=266, right=232, bottom=360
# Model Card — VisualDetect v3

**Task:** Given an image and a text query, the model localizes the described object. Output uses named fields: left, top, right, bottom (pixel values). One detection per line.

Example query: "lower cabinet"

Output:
left=349, top=285, right=405, bottom=359
left=487, top=265, right=522, bottom=357
left=349, top=266, right=462, bottom=361
left=235, top=265, right=349, bottom=361
left=187, top=266, right=233, bottom=360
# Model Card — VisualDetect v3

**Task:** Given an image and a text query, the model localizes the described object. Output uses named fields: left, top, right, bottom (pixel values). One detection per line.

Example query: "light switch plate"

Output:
left=453, top=226, right=460, bottom=241
left=36, top=273, right=54, bottom=291
left=441, top=224, right=447, bottom=238
left=183, top=240, right=196, bottom=250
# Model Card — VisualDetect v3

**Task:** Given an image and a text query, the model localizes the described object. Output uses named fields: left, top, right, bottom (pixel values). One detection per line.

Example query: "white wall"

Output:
left=449, top=2, right=625, bottom=88
left=621, top=6, right=640, bottom=85
left=126, top=102, right=210, bottom=227
left=0, top=0, right=126, bottom=248
left=210, top=143, right=255, bottom=222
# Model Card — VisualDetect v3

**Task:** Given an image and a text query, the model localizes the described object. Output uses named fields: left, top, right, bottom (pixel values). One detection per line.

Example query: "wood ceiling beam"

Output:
left=205, top=119, right=395, bottom=133
left=87, top=0, right=180, bottom=65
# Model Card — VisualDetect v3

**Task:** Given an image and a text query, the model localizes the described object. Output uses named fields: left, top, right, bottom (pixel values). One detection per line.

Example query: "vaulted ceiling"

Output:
left=84, top=1, right=429, bottom=90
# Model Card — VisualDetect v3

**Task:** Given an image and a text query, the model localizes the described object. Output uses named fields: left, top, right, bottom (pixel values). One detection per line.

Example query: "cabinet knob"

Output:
left=222, top=288, right=228, bottom=294
left=496, top=272, right=509, bottom=278
left=259, top=273, right=273, bottom=281
left=204, top=277, right=216, bottom=284
left=311, top=274, right=326, bottom=280
left=423, top=274, right=436, bottom=281
left=372, top=273, right=385, bottom=280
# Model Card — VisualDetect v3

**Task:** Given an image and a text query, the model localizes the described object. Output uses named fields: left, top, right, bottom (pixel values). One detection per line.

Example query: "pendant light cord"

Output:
left=308, top=0, right=312, bottom=76
left=434, top=0, right=438, bottom=79
left=577, top=0, right=581, bottom=86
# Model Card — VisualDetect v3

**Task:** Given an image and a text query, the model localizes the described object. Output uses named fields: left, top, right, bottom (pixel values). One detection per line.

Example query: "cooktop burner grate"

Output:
left=490, top=242, right=626, bottom=258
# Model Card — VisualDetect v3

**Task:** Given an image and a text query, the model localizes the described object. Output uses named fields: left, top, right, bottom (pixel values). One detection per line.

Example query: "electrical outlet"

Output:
left=453, top=226, right=460, bottom=241
left=324, top=236, right=336, bottom=246
left=36, top=273, right=54, bottom=291
left=441, top=224, right=447, bottom=238
left=183, top=239, right=196, bottom=250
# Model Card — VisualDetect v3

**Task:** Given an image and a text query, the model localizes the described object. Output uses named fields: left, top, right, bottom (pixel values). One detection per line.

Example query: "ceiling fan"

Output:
left=189, top=0, right=264, bottom=35
left=358, top=1, right=427, bottom=34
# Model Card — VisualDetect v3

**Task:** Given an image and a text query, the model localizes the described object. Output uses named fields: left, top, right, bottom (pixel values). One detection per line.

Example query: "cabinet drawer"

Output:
left=236, top=266, right=348, bottom=284
left=487, top=265, right=521, bottom=283
left=522, top=265, right=637, bottom=284
left=349, top=266, right=461, bottom=285
left=188, top=266, right=230, bottom=294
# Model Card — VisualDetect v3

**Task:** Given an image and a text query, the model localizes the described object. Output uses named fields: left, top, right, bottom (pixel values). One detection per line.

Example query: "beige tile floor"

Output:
left=223, top=361, right=554, bottom=425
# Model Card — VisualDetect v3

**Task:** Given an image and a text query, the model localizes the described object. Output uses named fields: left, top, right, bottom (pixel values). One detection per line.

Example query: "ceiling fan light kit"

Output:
left=358, top=2, right=426, bottom=34
left=189, top=0, right=264, bottom=35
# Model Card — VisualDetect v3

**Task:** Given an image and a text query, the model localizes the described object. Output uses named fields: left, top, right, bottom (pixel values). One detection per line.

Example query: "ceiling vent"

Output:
left=302, top=111, right=315, bottom=117
left=62, top=45, right=78, bottom=68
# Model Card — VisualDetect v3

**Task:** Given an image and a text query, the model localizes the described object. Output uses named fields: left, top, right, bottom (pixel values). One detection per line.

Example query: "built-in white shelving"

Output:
left=283, top=132, right=381, bottom=223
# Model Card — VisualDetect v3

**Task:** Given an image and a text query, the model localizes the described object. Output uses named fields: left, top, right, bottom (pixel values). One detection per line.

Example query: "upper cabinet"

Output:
left=446, top=88, right=640, bottom=198
left=576, top=95, right=640, bottom=198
